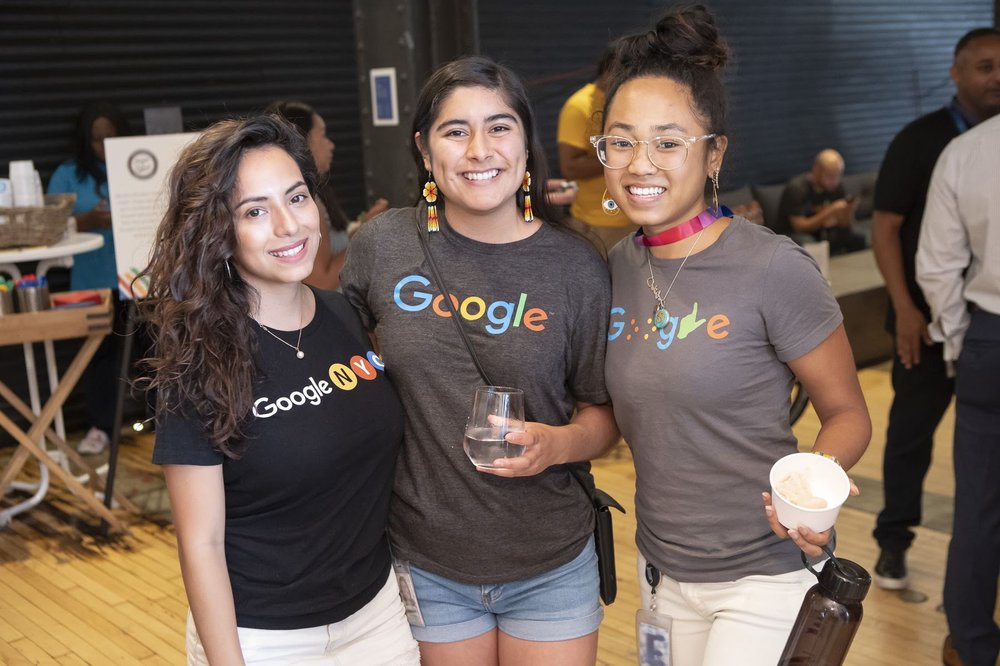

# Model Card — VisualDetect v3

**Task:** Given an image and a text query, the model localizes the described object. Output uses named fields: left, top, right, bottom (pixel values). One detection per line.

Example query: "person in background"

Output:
left=558, top=43, right=634, bottom=255
left=870, top=27, right=1000, bottom=598
left=597, top=7, right=870, bottom=665
left=918, top=112, right=1000, bottom=666
left=342, top=55, right=618, bottom=666
left=266, top=100, right=387, bottom=290
left=47, top=101, right=130, bottom=454
left=142, top=115, right=418, bottom=666
left=776, top=149, right=867, bottom=255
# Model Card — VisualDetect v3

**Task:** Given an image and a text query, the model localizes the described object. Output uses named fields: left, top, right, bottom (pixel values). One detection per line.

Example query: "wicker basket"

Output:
left=0, top=193, right=76, bottom=249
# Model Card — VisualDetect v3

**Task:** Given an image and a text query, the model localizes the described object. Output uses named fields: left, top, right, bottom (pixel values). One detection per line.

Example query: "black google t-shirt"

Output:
left=153, top=288, right=403, bottom=630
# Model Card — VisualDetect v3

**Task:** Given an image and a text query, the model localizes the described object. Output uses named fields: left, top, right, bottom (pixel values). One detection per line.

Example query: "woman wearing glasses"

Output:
left=598, top=6, right=870, bottom=665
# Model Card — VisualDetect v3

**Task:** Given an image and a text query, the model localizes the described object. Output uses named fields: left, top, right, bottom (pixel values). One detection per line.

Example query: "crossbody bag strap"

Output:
left=413, top=212, right=599, bottom=503
left=415, top=214, right=494, bottom=387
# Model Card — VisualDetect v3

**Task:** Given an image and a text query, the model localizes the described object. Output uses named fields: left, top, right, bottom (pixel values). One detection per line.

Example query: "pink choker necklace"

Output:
left=633, top=206, right=731, bottom=247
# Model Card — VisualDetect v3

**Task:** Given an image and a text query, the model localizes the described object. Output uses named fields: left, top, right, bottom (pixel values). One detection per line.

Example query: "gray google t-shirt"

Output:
left=605, top=217, right=843, bottom=582
left=342, top=207, right=611, bottom=584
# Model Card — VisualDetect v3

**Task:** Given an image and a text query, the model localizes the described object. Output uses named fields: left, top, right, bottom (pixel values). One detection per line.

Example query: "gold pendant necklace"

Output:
left=255, top=285, right=306, bottom=359
left=646, top=229, right=705, bottom=330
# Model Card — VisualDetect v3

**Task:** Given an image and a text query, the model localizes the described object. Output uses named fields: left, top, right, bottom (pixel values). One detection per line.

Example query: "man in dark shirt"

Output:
left=776, top=149, right=867, bottom=255
left=870, top=26, right=1000, bottom=632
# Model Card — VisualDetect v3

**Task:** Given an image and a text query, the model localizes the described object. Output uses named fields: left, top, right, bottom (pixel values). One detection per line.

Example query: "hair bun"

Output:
left=649, top=4, right=729, bottom=71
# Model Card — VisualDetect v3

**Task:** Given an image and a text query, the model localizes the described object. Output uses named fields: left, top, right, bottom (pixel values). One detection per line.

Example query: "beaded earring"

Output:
left=711, top=170, right=720, bottom=211
left=423, top=174, right=439, bottom=232
left=522, top=171, right=534, bottom=222
left=602, top=189, right=620, bottom=215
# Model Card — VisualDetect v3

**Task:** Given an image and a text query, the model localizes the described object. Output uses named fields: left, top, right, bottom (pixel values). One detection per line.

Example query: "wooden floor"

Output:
left=0, top=362, right=977, bottom=665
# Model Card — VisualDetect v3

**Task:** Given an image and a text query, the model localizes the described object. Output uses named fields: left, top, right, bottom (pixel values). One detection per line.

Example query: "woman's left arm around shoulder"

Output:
left=481, top=402, right=620, bottom=478
left=763, top=324, right=872, bottom=556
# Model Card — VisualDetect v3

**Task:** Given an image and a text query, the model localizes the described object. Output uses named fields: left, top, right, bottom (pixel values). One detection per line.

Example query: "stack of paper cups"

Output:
left=9, top=160, right=43, bottom=207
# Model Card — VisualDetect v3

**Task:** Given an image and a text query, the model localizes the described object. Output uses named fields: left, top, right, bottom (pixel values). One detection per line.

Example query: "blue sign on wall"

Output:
left=370, top=67, right=399, bottom=127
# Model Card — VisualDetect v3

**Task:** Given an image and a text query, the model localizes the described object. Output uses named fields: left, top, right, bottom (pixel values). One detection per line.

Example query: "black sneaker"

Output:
left=874, top=549, right=909, bottom=590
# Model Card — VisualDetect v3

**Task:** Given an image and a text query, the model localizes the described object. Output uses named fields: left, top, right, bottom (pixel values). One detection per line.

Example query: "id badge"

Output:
left=636, top=608, right=672, bottom=666
left=391, top=559, right=425, bottom=627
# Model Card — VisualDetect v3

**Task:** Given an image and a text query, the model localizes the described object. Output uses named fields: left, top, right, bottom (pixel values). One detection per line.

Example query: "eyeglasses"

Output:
left=589, top=133, right=717, bottom=171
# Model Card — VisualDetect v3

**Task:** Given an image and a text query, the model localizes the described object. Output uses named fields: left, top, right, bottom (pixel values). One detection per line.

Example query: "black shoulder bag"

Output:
left=415, top=217, right=625, bottom=605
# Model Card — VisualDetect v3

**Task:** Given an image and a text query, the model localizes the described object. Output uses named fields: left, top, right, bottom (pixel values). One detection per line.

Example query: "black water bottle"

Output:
left=778, top=552, right=872, bottom=666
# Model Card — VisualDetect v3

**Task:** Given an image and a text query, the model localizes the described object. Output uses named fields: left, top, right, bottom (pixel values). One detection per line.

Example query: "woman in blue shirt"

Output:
left=47, top=101, right=131, bottom=453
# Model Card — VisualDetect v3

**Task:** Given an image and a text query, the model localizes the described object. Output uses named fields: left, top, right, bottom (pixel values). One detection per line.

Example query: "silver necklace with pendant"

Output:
left=255, top=285, right=306, bottom=359
left=646, top=228, right=706, bottom=330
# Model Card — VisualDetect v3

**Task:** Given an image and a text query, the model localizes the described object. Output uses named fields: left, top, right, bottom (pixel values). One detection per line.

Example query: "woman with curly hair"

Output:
left=142, top=114, right=418, bottom=665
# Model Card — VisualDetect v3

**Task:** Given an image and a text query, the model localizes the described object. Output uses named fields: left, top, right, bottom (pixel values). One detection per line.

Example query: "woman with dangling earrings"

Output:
left=139, top=115, right=419, bottom=665
left=341, top=56, right=618, bottom=666
left=598, top=6, right=870, bottom=665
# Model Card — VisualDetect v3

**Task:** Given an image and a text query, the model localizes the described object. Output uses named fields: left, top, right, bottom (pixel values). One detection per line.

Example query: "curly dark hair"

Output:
left=139, top=114, right=318, bottom=458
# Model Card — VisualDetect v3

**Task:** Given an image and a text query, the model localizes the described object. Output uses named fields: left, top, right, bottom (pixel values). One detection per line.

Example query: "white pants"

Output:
left=637, top=554, right=816, bottom=666
left=186, top=572, right=420, bottom=665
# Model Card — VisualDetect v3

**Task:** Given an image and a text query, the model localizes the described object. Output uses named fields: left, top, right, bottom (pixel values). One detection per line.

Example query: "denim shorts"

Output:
left=405, top=536, right=603, bottom=643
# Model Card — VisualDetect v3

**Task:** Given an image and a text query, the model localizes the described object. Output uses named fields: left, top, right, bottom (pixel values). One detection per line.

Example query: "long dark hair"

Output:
left=411, top=55, right=565, bottom=228
left=139, top=115, right=318, bottom=458
left=266, top=99, right=350, bottom=232
left=73, top=101, right=131, bottom=189
left=605, top=4, right=730, bottom=138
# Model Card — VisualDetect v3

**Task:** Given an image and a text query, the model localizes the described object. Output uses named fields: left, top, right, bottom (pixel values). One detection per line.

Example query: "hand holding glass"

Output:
left=463, top=387, right=526, bottom=470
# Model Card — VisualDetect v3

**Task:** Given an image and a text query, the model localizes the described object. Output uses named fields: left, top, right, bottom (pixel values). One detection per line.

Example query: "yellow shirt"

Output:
left=557, top=83, right=627, bottom=229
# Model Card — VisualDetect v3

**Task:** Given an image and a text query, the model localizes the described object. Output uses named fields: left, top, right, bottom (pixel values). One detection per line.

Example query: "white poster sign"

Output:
left=105, top=132, right=198, bottom=299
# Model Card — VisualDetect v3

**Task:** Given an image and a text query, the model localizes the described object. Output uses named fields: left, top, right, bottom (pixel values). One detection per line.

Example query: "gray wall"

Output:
left=479, top=0, right=995, bottom=187
left=2, top=1, right=994, bottom=207
left=0, top=0, right=367, bottom=215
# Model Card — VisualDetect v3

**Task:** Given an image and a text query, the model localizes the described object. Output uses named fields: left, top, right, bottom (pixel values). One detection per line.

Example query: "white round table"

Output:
left=0, top=231, right=104, bottom=280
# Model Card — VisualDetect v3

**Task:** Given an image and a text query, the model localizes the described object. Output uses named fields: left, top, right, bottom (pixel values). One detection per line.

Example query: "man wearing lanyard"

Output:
left=870, top=27, right=1000, bottom=601
left=918, top=111, right=1000, bottom=666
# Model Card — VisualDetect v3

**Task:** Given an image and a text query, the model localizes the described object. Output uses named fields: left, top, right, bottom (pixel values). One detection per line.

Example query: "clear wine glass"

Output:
left=463, top=386, right=526, bottom=469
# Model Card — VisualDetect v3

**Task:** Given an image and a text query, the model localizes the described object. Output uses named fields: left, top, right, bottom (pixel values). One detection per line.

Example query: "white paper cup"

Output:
left=769, top=452, right=850, bottom=533
left=8, top=160, right=34, bottom=179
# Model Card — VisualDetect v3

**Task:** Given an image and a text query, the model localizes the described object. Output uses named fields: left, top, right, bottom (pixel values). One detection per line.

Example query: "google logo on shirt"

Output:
left=253, top=351, right=386, bottom=418
left=393, top=274, right=549, bottom=335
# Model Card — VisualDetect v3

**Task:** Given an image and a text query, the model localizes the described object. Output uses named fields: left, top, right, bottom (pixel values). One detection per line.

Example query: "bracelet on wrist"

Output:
left=811, top=450, right=840, bottom=466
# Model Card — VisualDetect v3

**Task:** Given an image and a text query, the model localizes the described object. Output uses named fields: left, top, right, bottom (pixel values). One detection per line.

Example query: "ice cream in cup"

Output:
left=769, top=452, right=851, bottom=533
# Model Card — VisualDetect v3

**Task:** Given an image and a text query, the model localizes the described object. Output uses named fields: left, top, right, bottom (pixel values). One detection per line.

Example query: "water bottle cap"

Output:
left=818, top=557, right=871, bottom=603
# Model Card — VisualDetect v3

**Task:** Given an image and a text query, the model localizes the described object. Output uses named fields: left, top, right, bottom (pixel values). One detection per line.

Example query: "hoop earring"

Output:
left=711, top=170, right=720, bottom=211
left=522, top=171, right=534, bottom=223
left=423, top=174, right=439, bottom=232
left=225, top=257, right=233, bottom=281
left=602, top=189, right=620, bottom=216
